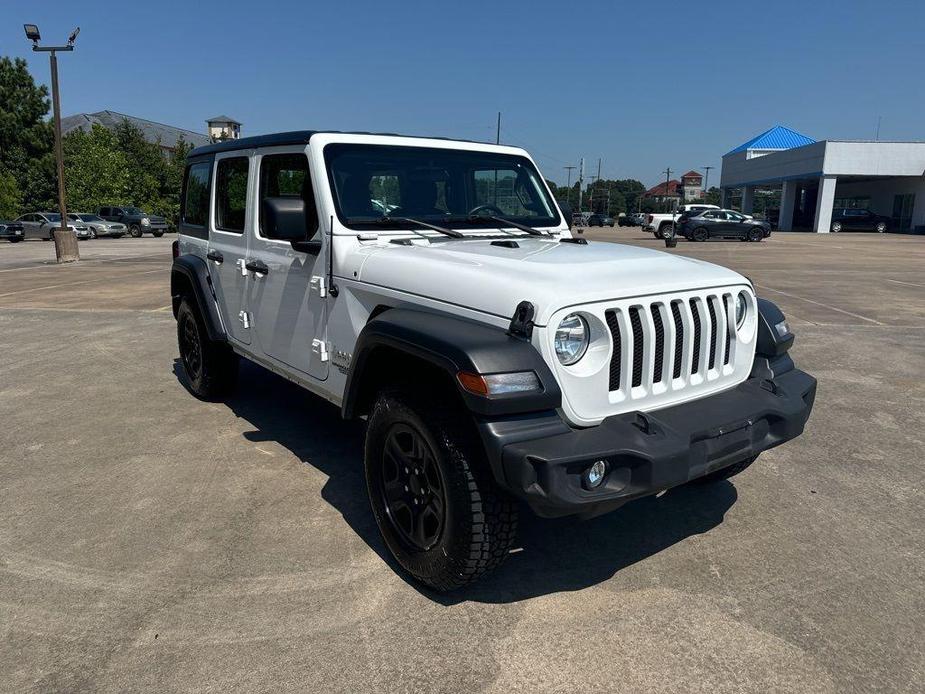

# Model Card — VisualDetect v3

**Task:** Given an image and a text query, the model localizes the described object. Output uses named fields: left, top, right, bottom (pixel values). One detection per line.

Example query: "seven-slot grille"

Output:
left=604, top=291, right=739, bottom=396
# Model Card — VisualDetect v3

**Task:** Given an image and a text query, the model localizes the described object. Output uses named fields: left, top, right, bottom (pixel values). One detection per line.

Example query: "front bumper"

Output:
left=478, top=368, right=816, bottom=518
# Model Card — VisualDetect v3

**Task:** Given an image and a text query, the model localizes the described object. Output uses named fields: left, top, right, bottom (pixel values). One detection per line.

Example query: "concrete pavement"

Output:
left=1, top=232, right=923, bottom=692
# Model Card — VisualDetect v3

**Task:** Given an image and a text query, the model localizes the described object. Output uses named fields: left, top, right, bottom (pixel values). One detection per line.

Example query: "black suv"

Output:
left=679, top=209, right=771, bottom=242
left=830, top=209, right=890, bottom=233
left=99, top=206, right=169, bottom=237
left=587, top=213, right=615, bottom=227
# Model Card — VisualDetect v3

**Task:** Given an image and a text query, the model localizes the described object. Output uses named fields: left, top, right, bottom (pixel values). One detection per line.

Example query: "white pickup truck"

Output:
left=644, top=204, right=720, bottom=239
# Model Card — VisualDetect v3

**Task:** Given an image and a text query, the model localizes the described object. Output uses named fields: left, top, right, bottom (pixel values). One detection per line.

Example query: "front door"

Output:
left=208, top=152, right=253, bottom=345
left=247, top=147, right=329, bottom=381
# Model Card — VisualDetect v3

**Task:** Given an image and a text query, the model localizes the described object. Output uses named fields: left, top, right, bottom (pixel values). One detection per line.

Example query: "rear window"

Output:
left=215, top=157, right=249, bottom=233
left=182, top=162, right=211, bottom=227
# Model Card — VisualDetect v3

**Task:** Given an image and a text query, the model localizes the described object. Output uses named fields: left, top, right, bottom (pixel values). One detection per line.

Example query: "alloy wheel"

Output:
left=380, top=423, right=446, bottom=551
left=179, top=314, right=203, bottom=381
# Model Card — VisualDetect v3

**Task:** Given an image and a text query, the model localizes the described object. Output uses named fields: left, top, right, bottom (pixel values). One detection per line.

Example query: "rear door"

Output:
left=208, top=152, right=254, bottom=345
left=247, top=147, right=329, bottom=381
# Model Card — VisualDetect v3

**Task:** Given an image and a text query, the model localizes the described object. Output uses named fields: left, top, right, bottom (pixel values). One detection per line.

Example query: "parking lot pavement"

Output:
left=1, top=233, right=923, bottom=692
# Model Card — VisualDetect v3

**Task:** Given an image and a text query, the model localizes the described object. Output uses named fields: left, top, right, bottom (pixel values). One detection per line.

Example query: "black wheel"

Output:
left=365, top=391, right=518, bottom=591
left=695, top=455, right=758, bottom=484
left=746, top=227, right=763, bottom=242
left=129, top=225, right=142, bottom=238
left=89, top=228, right=98, bottom=239
left=153, top=231, right=164, bottom=238
left=875, top=221, right=887, bottom=233
left=176, top=298, right=237, bottom=400
left=9, top=238, right=22, bottom=243
left=692, top=227, right=709, bottom=242
left=830, top=221, right=842, bottom=233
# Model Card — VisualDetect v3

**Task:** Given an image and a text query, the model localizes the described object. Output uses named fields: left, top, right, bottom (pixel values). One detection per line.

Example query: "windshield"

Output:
left=324, top=144, right=560, bottom=231
left=77, top=214, right=103, bottom=222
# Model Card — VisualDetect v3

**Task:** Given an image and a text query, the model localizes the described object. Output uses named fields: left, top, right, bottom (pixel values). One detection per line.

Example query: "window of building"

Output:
left=892, top=194, right=915, bottom=231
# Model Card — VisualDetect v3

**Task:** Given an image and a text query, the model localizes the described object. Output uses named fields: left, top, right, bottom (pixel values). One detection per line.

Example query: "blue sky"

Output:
left=3, top=0, right=924, bottom=187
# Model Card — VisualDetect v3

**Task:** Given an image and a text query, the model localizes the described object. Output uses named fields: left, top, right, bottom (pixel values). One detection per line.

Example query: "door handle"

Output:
left=207, top=249, right=224, bottom=264
left=245, top=259, right=269, bottom=276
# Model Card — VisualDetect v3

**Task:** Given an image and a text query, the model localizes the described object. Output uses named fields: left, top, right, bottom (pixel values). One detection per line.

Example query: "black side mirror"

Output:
left=262, top=197, right=321, bottom=253
left=558, top=200, right=573, bottom=229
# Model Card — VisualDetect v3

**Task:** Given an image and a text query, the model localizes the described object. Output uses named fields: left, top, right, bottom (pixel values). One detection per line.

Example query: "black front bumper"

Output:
left=478, top=368, right=816, bottom=518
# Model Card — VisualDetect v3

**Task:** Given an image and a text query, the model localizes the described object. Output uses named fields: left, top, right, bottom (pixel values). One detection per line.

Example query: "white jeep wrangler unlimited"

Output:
left=172, top=131, right=816, bottom=591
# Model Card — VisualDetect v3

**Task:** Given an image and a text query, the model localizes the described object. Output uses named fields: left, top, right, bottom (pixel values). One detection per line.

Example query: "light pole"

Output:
left=24, top=23, right=80, bottom=264
left=563, top=165, right=576, bottom=208
left=702, top=165, right=714, bottom=198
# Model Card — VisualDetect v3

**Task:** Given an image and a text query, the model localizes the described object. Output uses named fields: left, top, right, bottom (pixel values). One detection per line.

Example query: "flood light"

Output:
left=24, top=24, right=41, bottom=42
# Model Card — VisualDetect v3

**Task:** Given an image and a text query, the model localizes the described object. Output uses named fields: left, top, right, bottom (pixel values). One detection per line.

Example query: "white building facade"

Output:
left=720, top=126, right=925, bottom=233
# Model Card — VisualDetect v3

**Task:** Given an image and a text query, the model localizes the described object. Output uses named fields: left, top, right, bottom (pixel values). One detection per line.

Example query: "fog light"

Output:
left=584, top=460, right=608, bottom=489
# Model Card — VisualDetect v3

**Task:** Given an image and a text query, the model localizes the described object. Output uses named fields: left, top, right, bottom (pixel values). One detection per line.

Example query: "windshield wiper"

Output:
left=467, top=214, right=547, bottom=236
left=377, top=216, right=463, bottom=238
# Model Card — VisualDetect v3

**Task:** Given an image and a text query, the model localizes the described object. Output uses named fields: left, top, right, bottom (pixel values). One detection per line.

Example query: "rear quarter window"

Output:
left=182, top=162, right=212, bottom=230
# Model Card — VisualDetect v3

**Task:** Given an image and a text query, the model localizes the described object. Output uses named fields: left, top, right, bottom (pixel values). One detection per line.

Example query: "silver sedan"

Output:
left=15, top=212, right=92, bottom=240
left=70, top=213, right=126, bottom=239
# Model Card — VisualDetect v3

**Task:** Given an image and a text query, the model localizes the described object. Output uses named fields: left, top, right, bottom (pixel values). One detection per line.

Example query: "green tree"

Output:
left=0, top=171, right=22, bottom=219
left=0, top=56, right=55, bottom=212
left=703, top=186, right=721, bottom=206
left=63, top=125, right=130, bottom=212
left=113, top=119, right=166, bottom=213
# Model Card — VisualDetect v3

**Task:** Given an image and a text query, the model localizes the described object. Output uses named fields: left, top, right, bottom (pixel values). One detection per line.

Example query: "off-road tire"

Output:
left=695, top=454, right=758, bottom=484
left=365, top=391, right=518, bottom=591
left=129, top=225, right=143, bottom=238
left=692, top=227, right=709, bottom=242
left=176, top=298, right=237, bottom=400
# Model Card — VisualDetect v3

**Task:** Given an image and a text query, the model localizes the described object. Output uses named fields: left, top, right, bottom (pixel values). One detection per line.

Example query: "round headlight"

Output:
left=555, top=313, right=589, bottom=365
left=735, top=292, right=748, bottom=328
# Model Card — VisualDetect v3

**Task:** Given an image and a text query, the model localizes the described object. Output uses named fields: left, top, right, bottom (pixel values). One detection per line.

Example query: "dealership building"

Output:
left=719, top=125, right=925, bottom=233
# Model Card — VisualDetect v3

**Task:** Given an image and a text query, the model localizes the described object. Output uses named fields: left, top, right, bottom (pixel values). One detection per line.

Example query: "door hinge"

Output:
left=311, top=338, right=329, bottom=362
left=310, top=275, right=327, bottom=298
left=236, top=258, right=248, bottom=277
left=238, top=310, right=250, bottom=329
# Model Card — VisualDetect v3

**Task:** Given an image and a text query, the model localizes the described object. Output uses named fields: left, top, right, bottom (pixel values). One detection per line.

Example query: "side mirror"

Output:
left=262, top=197, right=321, bottom=253
left=558, top=200, right=573, bottom=229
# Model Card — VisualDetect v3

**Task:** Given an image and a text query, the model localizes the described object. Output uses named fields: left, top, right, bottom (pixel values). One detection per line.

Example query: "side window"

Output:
left=258, top=152, right=318, bottom=239
left=182, top=162, right=211, bottom=227
left=215, top=157, right=249, bottom=233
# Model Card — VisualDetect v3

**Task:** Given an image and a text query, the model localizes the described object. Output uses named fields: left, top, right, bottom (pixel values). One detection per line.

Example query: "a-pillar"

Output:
left=778, top=180, right=796, bottom=231
left=814, top=175, right=837, bottom=233
left=741, top=185, right=755, bottom=215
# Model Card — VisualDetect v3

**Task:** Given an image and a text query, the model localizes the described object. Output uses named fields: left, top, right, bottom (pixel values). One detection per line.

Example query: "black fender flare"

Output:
left=171, top=255, right=226, bottom=342
left=756, top=298, right=793, bottom=357
left=341, top=309, right=562, bottom=419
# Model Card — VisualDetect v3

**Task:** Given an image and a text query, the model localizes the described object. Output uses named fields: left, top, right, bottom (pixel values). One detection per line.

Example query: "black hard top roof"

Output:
left=187, top=130, right=495, bottom=159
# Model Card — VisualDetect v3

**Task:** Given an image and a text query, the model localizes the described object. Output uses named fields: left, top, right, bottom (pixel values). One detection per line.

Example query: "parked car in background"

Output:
left=617, top=214, right=635, bottom=227
left=830, top=208, right=890, bottom=233
left=15, top=212, right=92, bottom=240
left=572, top=211, right=591, bottom=227
left=679, top=209, right=771, bottom=242
left=631, top=212, right=647, bottom=226
left=99, top=206, right=168, bottom=237
left=70, top=213, right=126, bottom=239
left=0, top=221, right=25, bottom=243
left=645, top=203, right=721, bottom=238
left=587, top=213, right=614, bottom=227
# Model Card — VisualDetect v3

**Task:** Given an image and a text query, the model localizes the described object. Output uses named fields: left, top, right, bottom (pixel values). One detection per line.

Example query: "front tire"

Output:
left=746, top=227, right=763, bottom=242
left=365, top=391, right=518, bottom=591
left=831, top=221, right=842, bottom=233
left=176, top=298, right=238, bottom=400
left=129, top=225, right=143, bottom=238
left=876, top=221, right=887, bottom=233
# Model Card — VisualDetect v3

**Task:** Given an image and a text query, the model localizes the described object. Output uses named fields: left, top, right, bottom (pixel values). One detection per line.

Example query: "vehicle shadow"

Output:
left=174, top=359, right=737, bottom=604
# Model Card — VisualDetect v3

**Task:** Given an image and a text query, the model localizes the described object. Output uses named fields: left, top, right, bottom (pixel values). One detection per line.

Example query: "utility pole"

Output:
left=588, top=174, right=600, bottom=212
left=578, top=158, right=584, bottom=213
left=563, top=165, right=577, bottom=207
left=702, top=165, right=714, bottom=197
left=496, top=112, right=501, bottom=144
left=24, top=23, right=80, bottom=264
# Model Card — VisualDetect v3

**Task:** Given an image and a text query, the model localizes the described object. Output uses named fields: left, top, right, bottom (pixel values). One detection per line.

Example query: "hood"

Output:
left=355, top=237, right=748, bottom=325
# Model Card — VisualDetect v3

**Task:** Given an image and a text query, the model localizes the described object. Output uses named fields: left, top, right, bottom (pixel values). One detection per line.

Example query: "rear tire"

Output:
left=176, top=298, right=238, bottom=400
left=153, top=231, right=164, bottom=238
left=692, top=227, right=709, bottom=242
left=746, top=228, right=763, bottom=242
left=695, top=455, right=758, bottom=484
left=875, top=222, right=887, bottom=233
left=365, top=391, right=518, bottom=591
left=831, top=221, right=842, bottom=233
left=659, top=225, right=673, bottom=239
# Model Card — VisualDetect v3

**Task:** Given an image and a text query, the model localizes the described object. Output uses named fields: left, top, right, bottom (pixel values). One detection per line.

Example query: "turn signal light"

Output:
left=457, top=371, right=541, bottom=396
